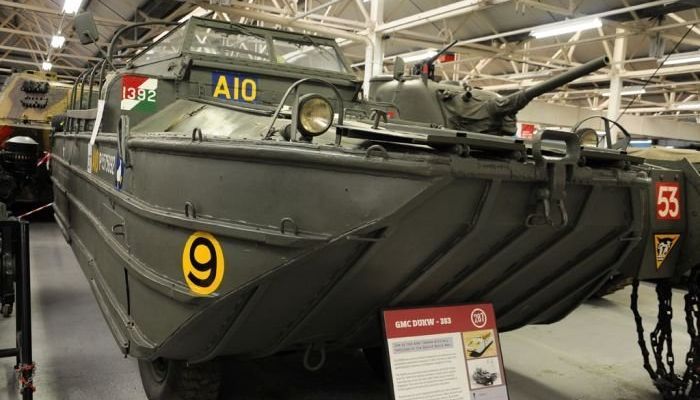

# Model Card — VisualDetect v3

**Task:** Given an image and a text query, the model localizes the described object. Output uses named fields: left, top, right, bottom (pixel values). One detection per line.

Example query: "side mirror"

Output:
left=393, top=57, right=405, bottom=81
left=74, top=12, right=99, bottom=45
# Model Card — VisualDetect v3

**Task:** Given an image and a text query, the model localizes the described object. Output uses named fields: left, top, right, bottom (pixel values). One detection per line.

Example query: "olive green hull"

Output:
left=51, top=132, right=647, bottom=362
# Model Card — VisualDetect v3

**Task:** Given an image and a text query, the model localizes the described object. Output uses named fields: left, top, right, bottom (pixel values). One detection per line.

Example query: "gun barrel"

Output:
left=425, top=40, right=458, bottom=66
left=521, top=56, right=609, bottom=100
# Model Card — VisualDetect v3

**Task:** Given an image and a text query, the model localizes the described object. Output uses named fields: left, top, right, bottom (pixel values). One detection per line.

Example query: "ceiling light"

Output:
left=41, top=61, right=52, bottom=71
left=676, top=101, right=700, bottom=110
left=62, top=0, right=82, bottom=14
left=400, top=49, right=437, bottom=63
left=530, top=17, right=602, bottom=39
left=602, top=86, right=646, bottom=97
left=50, top=35, right=66, bottom=49
left=665, top=51, right=700, bottom=65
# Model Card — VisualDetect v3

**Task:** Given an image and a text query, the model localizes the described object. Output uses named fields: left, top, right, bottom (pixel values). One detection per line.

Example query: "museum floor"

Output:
left=0, top=223, right=671, bottom=399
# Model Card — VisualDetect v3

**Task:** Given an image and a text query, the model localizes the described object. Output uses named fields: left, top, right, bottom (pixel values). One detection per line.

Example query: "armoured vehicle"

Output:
left=0, top=71, right=71, bottom=205
left=51, top=15, right=699, bottom=400
left=472, top=368, right=499, bottom=386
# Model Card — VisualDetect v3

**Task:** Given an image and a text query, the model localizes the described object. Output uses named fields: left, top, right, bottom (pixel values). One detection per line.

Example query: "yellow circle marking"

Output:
left=182, top=231, right=225, bottom=295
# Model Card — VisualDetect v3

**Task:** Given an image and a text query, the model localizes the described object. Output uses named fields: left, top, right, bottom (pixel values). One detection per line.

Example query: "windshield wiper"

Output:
left=300, top=34, right=337, bottom=62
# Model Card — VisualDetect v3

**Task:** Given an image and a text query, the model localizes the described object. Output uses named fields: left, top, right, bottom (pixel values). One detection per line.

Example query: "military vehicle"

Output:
left=465, top=330, right=494, bottom=357
left=50, top=14, right=700, bottom=400
left=0, top=71, right=71, bottom=205
left=472, top=368, right=499, bottom=386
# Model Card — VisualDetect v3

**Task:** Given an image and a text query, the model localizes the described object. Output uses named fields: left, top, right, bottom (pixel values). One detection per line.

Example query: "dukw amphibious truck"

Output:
left=51, top=15, right=700, bottom=400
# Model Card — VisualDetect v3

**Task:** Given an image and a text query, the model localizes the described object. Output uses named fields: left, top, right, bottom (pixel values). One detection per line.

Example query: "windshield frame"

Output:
left=181, top=17, right=354, bottom=77
left=129, top=23, right=188, bottom=67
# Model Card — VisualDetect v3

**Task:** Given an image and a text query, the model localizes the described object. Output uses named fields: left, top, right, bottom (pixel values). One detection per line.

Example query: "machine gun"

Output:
left=411, top=39, right=458, bottom=81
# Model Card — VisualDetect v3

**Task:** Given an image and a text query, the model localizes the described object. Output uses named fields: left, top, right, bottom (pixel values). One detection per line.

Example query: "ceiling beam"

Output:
left=0, top=26, right=110, bottom=46
left=0, top=57, right=83, bottom=72
left=0, top=44, right=100, bottom=61
left=481, top=61, right=700, bottom=91
left=376, top=0, right=510, bottom=34
left=454, top=0, right=682, bottom=46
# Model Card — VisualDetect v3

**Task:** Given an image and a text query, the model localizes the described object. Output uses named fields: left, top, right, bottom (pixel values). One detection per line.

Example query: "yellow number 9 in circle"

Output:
left=182, top=231, right=225, bottom=295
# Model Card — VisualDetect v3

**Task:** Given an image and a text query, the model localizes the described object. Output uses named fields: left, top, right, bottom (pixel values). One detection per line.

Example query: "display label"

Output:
left=656, top=182, right=681, bottom=220
left=655, top=234, right=680, bottom=270
left=383, top=304, right=509, bottom=400
left=121, top=75, right=158, bottom=112
left=212, top=71, right=257, bottom=103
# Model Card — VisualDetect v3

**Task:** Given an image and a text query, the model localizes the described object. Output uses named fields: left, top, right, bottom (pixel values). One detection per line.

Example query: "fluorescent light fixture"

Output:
left=665, top=51, right=700, bottom=65
left=602, top=86, right=646, bottom=97
left=50, top=35, right=66, bottom=49
left=41, top=61, right=52, bottom=71
left=530, top=17, right=602, bottom=39
left=400, top=49, right=437, bottom=63
left=62, top=0, right=82, bottom=14
left=676, top=101, right=700, bottom=110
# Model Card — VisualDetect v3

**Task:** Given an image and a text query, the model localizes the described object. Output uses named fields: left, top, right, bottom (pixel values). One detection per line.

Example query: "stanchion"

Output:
left=0, top=220, right=35, bottom=399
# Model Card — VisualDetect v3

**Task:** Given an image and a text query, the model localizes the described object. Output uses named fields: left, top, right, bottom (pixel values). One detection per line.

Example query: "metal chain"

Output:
left=684, top=268, right=700, bottom=399
left=632, top=267, right=700, bottom=400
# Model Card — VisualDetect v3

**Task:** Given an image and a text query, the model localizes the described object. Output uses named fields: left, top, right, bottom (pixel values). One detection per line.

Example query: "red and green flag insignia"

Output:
left=121, top=75, right=158, bottom=112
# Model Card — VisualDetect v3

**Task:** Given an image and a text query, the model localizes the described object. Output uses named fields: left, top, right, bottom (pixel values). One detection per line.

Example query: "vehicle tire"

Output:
left=363, top=347, right=387, bottom=381
left=138, top=358, right=222, bottom=400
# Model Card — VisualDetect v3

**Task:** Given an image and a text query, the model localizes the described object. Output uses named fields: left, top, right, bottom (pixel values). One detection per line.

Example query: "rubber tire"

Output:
left=138, top=358, right=222, bottom=400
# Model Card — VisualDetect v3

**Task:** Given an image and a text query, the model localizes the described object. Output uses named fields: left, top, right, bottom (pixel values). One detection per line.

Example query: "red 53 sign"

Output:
left=656, top=182, right=681, bottom=220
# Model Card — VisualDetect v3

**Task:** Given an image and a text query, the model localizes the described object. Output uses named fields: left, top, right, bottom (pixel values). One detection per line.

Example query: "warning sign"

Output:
left=655, top=234, right=680, bottom=270
left=383, top=304, right=509, bottom=400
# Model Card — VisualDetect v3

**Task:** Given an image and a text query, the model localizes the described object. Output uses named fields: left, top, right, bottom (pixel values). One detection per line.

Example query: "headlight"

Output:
left=298, top=94, right=333, bottom=136
left=576, top=127, right=599, bottom=147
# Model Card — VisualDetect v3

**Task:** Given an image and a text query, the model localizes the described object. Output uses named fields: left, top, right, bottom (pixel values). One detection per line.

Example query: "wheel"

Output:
left=2, top=303, right=12, bottom=318
left=138, top=358, right=222, bottom=400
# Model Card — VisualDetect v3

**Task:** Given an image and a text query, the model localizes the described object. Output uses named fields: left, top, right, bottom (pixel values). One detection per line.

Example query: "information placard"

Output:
left=383, top=304, right=509, bottom=400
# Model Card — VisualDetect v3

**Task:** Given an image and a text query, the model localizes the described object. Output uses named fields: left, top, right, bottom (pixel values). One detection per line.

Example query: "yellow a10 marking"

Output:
left=212, top=72, right=257, bottom=103
left=182, top=231, right=225, bottom=295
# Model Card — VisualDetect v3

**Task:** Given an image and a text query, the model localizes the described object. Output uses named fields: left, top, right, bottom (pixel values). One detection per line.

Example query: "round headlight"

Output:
left=298, top=94, right=334, bottom=137
left=576, top=127, right=599, bottom=147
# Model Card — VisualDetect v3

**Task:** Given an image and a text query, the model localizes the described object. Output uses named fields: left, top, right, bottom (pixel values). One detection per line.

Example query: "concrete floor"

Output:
left=0, top=222, right=676, bottom=399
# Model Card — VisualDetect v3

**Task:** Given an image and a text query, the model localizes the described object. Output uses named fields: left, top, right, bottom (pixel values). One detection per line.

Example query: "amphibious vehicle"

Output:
left=50, top=14, right=699, bottom=400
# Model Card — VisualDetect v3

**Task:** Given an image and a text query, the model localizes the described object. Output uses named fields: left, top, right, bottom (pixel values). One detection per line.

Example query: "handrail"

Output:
left=106, top=21, right=180, bottom=67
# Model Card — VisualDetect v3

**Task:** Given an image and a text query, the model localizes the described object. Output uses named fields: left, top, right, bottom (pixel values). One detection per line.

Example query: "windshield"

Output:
left=132, top=25, right=186, bottom=66
left=273, top=39, right=348, bottom=73
left=189, top=26, right=271, bottom=61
